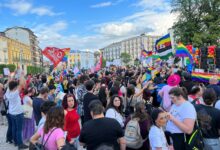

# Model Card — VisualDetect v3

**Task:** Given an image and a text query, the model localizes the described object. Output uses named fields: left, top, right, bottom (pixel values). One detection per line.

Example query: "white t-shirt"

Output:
left=5, top=89, right=23, bottom=115
left=149, top=125, right=168, bottom=150
left=23, top=95, right=32, bottom=105
left=215, top=100, right=220, bottom=110
left=105, top=108, right=124, bottom=127
left=166, top=101, right=196, bottom=133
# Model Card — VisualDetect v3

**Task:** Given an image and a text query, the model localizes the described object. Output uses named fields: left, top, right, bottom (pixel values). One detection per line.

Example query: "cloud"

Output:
left=4, top=0, right=62, bottom=16
left=91, top=1, right=112, bottom=8
left=94, top=0, right=176, bottom=37
left=91, top=0, right=124, bottom=8
left=34, top=0, right=176, bottom=51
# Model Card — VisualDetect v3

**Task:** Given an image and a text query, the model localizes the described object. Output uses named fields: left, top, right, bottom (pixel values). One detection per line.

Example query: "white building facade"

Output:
left=102, top=33, right=160, bottom=61
left=68, top=50, right=95, bottom=69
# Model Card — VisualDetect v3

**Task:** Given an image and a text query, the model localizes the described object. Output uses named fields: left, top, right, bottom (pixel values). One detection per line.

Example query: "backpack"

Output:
left=124, top=118, right=145, bottom=149
left=29, top=128, right=57, bottom=150
left=184, top=120, right=204, bottom=150
left=125, top=96, right=134, bottom=118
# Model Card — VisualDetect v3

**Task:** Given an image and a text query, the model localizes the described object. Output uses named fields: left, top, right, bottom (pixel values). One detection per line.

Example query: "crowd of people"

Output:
left=0, top=63, right=220, bottom=150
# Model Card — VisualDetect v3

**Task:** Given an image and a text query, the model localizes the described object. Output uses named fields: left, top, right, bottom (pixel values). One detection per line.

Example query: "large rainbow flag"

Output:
left=176, top=43, right=193, bottom=63
left=62, top=48, right=70, bottom=62
left=191, top=72, right=220, bottom=83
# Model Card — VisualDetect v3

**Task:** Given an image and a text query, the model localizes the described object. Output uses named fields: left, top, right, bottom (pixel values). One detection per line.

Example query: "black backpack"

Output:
left=29, top=128, right=57, bottom=150
left=125, top=96, right=133, bottom=118
left=184, top=120, right=204, bottom=150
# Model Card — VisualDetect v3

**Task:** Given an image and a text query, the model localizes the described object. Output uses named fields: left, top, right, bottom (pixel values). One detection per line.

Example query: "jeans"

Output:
left=204, top=138, right=220, bottom=150
left=6, top=114, right=13, bottom=142
left=10, top=113, right=24, bottom=146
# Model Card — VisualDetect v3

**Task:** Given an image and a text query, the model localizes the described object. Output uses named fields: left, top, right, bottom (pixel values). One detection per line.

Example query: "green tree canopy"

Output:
left=120, top=52, right=132, bottom=65
left=171, top=0, right=220, bottom=47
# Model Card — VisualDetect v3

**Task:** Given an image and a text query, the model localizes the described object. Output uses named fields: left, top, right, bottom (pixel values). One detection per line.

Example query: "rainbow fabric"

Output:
left=142, top=72, right=151, bottom=85
left=62, top=48, right=70, bottom=62
left=155, top=34, right=173, bottom=60
left=191, top=72, right=220, bottom=83
left=141, top=50, right=152, bottom=58
left=176, top=43, right=193, bottom=63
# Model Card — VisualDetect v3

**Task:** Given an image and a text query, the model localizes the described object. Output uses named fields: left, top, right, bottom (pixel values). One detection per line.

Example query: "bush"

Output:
left=27, top=66, right=44, bottom=75
left=0, top=64, right=16, bottom=74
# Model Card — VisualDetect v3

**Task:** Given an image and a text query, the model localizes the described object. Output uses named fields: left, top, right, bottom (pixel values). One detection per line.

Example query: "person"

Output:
left=33, top=87, right=49, bottom=125
left=105, top=95, right=124, bottom=127
left=98, top=84, right=108, bottom=108
left=30, top=106, right=65, bottom=150
left=37, top=101, right=56, bottom=130
left=62, top=94, right=80, bottom=143
left=62, top=77, right=69, bottom=93
left=195, top=88, right=220, bottom=150
left=149, top=109, right=169, bottom=150
left=188, top=85, right=204, bottom=104
left=166, top=87, right=196, bottom=150
left=159, top=74, right=181, bottom=111
left=0, top=83, right=5, bottom=125
left=5, top=72, right=28, bottom=149
left=83, top=80, right=99, bottom=123
left=125, top=102, right=151, bottom=150
left=215, top=99, right=220, bottom=110
left=79, top=100, right=126, bottom=150
left=76, top=75, right=89, bottom=125
left=48, top=84, right=56, bottom=101
left=180, top=72, right=195, bottom=94
left=207, top=76, right=220, bottom=99
left=22, top=87, right=35, bottom=143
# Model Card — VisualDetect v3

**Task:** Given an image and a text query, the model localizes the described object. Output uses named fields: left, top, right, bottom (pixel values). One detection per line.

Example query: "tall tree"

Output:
left=120, top=52, right=131, bottom=65
left=171, top=0, right=220, bottom=47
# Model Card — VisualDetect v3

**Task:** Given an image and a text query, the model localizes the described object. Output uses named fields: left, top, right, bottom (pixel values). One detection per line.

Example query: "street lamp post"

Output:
left=20, top=48, right=23, bottom=69
left=3, top=48, right=7, bottom=64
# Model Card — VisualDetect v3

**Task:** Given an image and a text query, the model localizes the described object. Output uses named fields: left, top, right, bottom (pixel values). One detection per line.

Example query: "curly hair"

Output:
left=44, top=106, right=64, bottom=134
left=62, top=94, right=77, bottom=109
left=106, top=95, right=123, bottom=114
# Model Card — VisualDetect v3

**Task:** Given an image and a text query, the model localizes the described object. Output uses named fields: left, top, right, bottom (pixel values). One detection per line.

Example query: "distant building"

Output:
left=4, top=27, right=43, bottom=67
left=101, top=33, right=161, bottom=62
left=0, top=35, right=32, bottom=73
left=68, top=50, right=95, bottom=69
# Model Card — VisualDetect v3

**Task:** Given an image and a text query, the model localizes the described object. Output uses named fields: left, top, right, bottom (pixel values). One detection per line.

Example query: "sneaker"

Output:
left=18, top=144, right=28, bottom=149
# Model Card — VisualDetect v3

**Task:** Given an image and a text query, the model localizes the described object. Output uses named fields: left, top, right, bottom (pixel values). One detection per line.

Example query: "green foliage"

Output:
left=27, top=66, right=44, bottom=75
left=120, top=52, right=132, bottom=65
left=0, top=64, right=16, bottom=74
left=171, top=0, right=220, bottom=47
left=102, top=58, right=106, bottom=68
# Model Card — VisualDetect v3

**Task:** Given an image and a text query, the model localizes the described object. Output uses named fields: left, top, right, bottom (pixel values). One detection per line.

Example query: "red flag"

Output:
left=42, top=47, right=65, bottom=67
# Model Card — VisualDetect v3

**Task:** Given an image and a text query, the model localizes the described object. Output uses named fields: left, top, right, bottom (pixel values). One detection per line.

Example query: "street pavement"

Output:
left=0, top=123, right=85, bottom=150
left=0, top=124, right=19, bottom=150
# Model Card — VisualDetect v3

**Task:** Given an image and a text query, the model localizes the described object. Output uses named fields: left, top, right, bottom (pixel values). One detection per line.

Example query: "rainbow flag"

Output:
left=191, top=72, right=220, bottom=83
left=141, top=50, right=152, bottom=58
left=155, top=34, right=173, bottom=60
left=62, top=48, right=70, bottom=62
left=176, top=43, right=193, bottom=63
left=142, top=72, right=151, bottom=85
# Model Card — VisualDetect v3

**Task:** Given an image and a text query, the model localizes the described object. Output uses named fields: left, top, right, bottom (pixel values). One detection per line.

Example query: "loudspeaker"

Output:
left=200, top=47, right=207, bottom=55
left=216, top=48, right=220, bottom=58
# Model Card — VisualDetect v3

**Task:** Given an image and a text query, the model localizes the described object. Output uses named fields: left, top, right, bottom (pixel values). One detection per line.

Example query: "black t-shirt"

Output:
left=83, top=92, right=99, bottom=122
left=79, top=117, right=124, bottom=150
left=33, top=97, right=45, bottom=125
left=195, top=104, right=220, bottom=138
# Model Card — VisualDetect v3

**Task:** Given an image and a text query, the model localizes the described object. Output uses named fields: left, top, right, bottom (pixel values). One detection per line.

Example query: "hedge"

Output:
left=27, top=66, right=44, bottom=75
left=0, top=64, right=16, bottom=74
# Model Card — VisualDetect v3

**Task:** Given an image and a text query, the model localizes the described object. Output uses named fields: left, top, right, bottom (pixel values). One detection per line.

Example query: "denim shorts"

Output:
left=203, top=138, right=220, bottom=150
